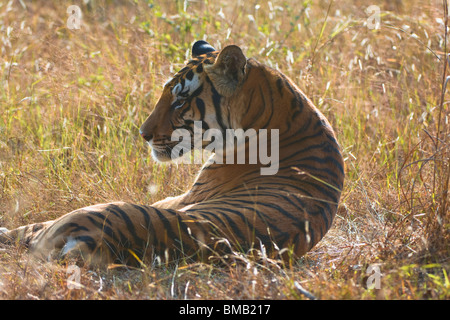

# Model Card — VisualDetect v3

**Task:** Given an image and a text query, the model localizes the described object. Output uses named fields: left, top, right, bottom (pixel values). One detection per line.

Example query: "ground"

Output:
left=0, top=0, right=448, bottom=299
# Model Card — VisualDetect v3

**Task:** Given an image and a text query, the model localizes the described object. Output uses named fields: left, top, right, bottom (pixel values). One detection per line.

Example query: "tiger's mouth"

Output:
left=150, top=142, right=176, bottom=162
left=149, top=141, right=191, bottom=162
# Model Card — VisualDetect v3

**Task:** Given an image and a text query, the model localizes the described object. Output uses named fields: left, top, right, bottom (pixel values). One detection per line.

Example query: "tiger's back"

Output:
left=0, top=41, right=344, bottom=267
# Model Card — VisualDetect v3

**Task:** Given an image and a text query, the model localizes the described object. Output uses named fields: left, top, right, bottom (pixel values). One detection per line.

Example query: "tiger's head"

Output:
left=139, top=40, right=248, bottom=162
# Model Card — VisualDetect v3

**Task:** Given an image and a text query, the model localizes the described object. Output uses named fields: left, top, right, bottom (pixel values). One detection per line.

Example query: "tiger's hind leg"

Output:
left=0, top=221, right=54, bottom=247
left=0, top=213, right=106, bottom=265
left=24, top=201, right=210, bottom=267
left=24, top=204, right=127, bottom=267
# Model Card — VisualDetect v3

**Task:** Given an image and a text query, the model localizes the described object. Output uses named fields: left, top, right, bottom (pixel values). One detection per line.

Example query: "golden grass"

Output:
left=0, top=0, right=448, bottom=299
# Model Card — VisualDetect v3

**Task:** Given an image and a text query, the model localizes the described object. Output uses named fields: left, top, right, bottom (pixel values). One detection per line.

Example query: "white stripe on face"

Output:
left=171, top=73, right=201, bottom=101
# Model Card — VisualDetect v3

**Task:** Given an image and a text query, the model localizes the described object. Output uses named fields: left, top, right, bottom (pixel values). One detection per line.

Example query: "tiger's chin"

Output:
left=151, top=149, right=172, bottom=162
left=150, top=147, right=174, bottom=163
left=150, top=143, right=188, bottom=163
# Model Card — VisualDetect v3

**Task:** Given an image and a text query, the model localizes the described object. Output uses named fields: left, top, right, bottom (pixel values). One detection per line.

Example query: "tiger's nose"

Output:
left=139, top=129, right=152, bottom=142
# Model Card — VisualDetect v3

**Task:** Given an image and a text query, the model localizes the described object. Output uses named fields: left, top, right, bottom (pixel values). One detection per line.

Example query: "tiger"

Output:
left=0, top=40, right=345, bottom=267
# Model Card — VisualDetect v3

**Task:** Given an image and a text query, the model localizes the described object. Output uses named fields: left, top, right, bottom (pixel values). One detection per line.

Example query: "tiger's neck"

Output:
left=187, top=59, right=344, bottom=202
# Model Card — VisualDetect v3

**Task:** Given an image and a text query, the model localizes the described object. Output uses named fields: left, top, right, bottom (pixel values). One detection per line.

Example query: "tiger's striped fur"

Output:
left=0, top=41, right=344, bottom=267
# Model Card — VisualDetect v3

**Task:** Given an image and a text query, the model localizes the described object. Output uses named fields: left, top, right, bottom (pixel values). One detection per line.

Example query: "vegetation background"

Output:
left=0, top=0, right=448, bottom=299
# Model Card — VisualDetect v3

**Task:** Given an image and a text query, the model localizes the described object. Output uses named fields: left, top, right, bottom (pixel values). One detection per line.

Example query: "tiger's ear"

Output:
left=192, top=40, right=216, bottom=58
left=205, top=45, right=247, bottom=97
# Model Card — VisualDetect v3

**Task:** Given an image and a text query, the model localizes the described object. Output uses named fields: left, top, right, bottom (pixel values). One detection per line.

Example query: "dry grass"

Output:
left=0, top=0, right=448, bottom=300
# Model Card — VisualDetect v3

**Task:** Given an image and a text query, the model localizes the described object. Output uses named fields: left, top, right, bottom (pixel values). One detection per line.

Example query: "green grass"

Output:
left=0, top=0, right=448, bottom=299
